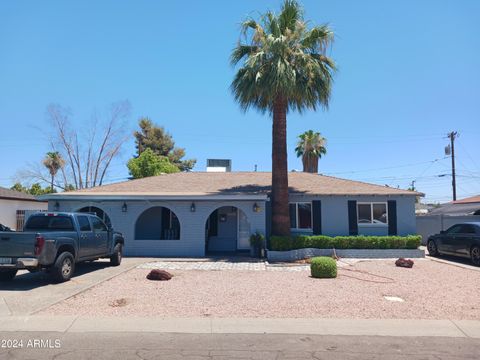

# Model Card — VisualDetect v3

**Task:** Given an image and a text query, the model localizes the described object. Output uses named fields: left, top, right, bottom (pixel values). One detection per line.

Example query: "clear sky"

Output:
left=0, top=0, right=479, bottom=203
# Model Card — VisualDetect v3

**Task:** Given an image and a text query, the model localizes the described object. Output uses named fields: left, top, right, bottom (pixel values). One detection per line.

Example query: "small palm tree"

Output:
left=295, top=130, right=327, bottom=173
left=42, top=152, right=65, bottom=192
left=231, top=0, right=336, bottom=236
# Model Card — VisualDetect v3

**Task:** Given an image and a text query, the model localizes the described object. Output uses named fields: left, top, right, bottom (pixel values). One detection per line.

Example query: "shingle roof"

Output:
left=0, top=187, right=43, bottom=201
left=453, top=195, right=480, bottom=204
left=50, top=172, right=422, bottom=197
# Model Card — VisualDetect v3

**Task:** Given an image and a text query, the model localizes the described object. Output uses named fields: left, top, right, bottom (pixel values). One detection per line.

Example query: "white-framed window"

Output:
left=357, top=202, right=388, bottom=225
left=289, top=202, right=312, bottom=230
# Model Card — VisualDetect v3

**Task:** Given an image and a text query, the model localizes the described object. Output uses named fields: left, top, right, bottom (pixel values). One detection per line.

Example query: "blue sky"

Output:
left=0, top=0, right=479, bottom=203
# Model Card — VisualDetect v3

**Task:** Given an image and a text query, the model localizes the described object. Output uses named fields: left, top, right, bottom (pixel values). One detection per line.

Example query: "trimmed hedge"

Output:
left=270, top=235, right=422, bottom=251
left=310, top=257, right=337, bottom=278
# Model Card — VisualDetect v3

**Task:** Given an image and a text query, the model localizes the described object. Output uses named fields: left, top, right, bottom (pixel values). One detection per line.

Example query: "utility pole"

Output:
left=447, top=131, right=458, bottom=201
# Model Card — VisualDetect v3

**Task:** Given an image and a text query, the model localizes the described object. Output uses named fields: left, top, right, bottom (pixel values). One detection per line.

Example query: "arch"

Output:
left=135, top=206, right=180, bottom=240
left=205, top=206, right=250, bottom=253
left=77, top=206, right=111, bottom=227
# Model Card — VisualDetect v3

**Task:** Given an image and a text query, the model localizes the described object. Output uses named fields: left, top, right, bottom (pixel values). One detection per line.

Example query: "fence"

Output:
left=416, top=215, right=480, bottom=244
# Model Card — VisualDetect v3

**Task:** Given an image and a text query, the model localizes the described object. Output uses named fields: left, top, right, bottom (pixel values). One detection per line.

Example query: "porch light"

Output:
left=253, top=203, right=260, bottom=212
left=122, top=202, right=128, bottom=213
left=190, top=202, right=196, bottom=212
left=54, top=201, right=60, bottom=211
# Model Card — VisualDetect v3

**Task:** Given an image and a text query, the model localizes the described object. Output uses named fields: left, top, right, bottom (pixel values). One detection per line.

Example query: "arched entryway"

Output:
left=205, top=206, right=250, bottom=253
left=78, top=206, right=111, bottom=227
left=135, top=206, right=180, bottom=240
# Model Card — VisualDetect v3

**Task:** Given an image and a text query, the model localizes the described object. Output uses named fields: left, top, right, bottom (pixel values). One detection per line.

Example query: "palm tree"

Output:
left=231, top=0, right=336, bottom=236
left=295, top=130, right=327, bottom=173
left=42, top=151, right=65, bottom=192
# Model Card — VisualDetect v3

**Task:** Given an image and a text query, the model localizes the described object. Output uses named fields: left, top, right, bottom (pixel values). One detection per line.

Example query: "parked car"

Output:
left=0, top=212, right=124, bottom=282
left=0, top=224, right=13, bottom=232
left=427, top=222, right=480, bottom=266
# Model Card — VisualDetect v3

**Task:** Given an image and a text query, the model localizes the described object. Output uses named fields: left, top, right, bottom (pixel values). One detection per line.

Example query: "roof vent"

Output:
left=206, top=159, right=232, bottom=172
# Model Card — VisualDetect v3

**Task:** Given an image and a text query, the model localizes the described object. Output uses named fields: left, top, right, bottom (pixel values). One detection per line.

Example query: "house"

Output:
left=41, top=171, right=421, bottom=257
left=427, top=195, right=480, bottom=216
left=0, top=187, right=48, bottom=230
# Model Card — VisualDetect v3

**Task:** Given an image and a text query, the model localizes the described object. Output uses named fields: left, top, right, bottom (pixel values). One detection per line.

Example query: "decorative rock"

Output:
left=146, top=269, right=173, bottom=281
left=395, top=258, right=414, bottom=268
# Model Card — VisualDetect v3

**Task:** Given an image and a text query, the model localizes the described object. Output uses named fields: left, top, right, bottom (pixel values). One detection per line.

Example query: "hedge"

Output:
left=269, top=235, right=422, bottom=251
left=310, top=257, right=337, bottom=278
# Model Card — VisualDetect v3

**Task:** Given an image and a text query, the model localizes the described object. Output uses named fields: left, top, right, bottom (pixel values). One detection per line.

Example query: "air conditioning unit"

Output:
left=206, top=159, right=232, bottom=172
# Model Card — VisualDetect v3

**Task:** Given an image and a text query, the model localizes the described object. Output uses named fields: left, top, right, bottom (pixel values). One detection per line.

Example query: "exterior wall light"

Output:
left=190, top=203, right=196, bottom=212
left=253, top=203, right=260, bottom=212
left=122, top=202, right=128, bottom=213
left=54, top=201, right=60, bottom=211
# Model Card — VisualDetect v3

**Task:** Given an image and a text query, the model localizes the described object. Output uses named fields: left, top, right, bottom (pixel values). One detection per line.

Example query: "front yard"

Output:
left=41, top=259, right=480, bottom=319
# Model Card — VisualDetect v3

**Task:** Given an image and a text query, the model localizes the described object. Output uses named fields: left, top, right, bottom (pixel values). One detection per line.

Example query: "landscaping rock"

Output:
left=146, top=269, right=173, bottom=281
left=395, top=258, right=414, bottom=268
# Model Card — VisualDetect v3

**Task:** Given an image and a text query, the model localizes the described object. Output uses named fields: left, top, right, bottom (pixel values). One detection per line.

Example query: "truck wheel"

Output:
left=110, top=244, right=122, bottom=266
left=0, top=269, right=17, bottom=282
left=51, top=252, right=75, bottom=283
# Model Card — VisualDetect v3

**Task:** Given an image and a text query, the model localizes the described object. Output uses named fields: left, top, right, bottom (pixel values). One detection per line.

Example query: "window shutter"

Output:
left=312, top=200, right=322, bottom=235
left=388, top=200, right=397, bottom=235
left=348, top=200, right=358, bottom=235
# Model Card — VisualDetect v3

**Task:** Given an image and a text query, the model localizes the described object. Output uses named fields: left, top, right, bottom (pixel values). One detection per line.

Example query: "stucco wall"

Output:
left=0, top=199, right=47, bottom=230
left=49, top=199, right=267, bottom=257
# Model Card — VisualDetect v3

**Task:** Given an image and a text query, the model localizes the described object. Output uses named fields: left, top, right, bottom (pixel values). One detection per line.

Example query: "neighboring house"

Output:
left=41, top=171, right=421, bottom=257
left=0, top=187, right=48, bottom=230
left=427, top=195, right=480, bottom=216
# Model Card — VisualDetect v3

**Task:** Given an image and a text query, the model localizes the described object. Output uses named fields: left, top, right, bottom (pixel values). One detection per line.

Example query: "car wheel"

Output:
left=471, top=246, right=480, bottom=266
left=0, top=269, right=17, bottom=281
left=51, top=252, right=75, bottom=283
left=110, top=244, right=122, bottom=266
left=427, top=240, right=439, bottom=257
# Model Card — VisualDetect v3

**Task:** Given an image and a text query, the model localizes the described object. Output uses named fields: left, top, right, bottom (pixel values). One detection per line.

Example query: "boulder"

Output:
left=395, top=258, right=414, bottom=268
left=146, top=269, right=173, bottom=281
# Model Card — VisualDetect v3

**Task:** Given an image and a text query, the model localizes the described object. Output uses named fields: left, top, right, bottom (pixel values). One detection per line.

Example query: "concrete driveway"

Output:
left=0, top=257, right=151, bottom=315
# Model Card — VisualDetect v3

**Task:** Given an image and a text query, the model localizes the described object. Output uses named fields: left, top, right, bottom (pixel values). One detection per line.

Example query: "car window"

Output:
left=459, top=225, right=476, bottom=234
left=77, top=216, right=91, bottom=232
left=91, top=217, right=107, bottom=232
left=445, top=225, right=463, bottom=234
left=25, top=215, right=74, bottom=231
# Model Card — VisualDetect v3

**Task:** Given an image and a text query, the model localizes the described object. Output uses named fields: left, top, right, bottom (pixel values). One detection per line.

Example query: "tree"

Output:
left=295, top=130, right=327, bottom=173
left=127, top=148, right=180, bottom=179
left=231, top=0, right=336, bottom=236
left=11, top=182, right=55, bottom=195
left=133, top=118, right=196, bottom=172
left=42, top=151, right=65, bottom=192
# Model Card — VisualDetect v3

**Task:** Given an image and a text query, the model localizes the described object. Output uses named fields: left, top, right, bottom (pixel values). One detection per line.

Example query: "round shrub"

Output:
left=310, top=257, right=337, bottom=278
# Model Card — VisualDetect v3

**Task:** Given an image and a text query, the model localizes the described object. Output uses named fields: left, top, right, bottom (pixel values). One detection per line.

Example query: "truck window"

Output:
left=91, top=217, right=107, bottom=232
left=25, top=215, right=74, bottom=231
left=77, top=216, right=92, bottom=231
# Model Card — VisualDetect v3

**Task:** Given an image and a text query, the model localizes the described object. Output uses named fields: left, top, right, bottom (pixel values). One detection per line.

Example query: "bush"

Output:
left=310, top=257, right=337, bottom=278
left=249, top=232, right=265, bottom=248
left=269, top=234, right=422, bottom=251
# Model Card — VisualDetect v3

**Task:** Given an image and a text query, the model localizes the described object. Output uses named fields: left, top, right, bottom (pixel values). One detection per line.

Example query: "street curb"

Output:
left=425, top=256, right=480, bottom=272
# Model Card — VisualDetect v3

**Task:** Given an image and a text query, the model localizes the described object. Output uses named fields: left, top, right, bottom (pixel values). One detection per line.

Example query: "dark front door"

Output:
left=207, top=207, right=237, bottom=252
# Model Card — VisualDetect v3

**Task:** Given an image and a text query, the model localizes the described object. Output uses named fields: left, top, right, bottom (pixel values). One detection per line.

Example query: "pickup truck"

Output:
left=0, top=212, right=124, bottom=282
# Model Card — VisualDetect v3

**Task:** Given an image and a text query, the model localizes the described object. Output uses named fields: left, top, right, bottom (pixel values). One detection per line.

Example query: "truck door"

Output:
left=91, top=217, right=109, bottom=255
left=76, top=215, right=94, bottom=258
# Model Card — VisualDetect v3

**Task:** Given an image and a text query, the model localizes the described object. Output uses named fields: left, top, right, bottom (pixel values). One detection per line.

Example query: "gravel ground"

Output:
left=42, top=259, right=480, bottom=319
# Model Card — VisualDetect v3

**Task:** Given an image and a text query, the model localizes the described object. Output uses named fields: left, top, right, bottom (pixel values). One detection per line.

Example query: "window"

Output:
left=91, top=217, right=107, bottom=232
left=77, top=216, right=91, bottom=231
left=458, top=225, right=476, bottom=234
left=445, top=225, right=463, bottom=234
left=357, top=203, right=388, bottom=225
left=25, top=215, right=74, bottom=231
left=290, top=202, right=312, bottom=230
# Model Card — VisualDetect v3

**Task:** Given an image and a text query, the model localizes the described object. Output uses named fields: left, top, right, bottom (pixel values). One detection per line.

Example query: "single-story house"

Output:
left=0, top=187, right=48, bottom=230
left=41, top=172, right=421, bottom=257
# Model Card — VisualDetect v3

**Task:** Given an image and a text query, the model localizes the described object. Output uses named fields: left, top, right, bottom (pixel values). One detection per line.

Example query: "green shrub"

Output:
left=269, top=234, right=422, bottom=251
left=310, top=257, right=337, bottom=278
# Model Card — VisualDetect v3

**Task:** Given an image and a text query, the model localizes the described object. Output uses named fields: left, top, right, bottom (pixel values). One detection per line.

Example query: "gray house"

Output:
left=42, top=172, right=421, bottom=257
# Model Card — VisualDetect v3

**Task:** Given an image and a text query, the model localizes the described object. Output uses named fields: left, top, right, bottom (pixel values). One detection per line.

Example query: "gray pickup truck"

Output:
left=0, top=212, right=124, bottom=282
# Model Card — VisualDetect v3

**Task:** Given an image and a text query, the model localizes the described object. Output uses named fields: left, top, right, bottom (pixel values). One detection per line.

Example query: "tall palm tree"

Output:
left=231, top=0, right=336, bottom=236
left=295, top=130, right=327, bottom=173
left=42, top=151, right=65, bottom=192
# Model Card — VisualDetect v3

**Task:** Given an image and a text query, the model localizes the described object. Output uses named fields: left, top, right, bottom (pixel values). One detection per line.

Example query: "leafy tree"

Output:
left=10, top=182, right=55, bottom=195
left=231, top=0, right=336, bottom=236
left=127, top=148, right=180, bottom=179
left=42, top=151, right=65, bottom=192
left=295, top=130, right=327, bottom=173
left=134, top=118, right=196, bottom=171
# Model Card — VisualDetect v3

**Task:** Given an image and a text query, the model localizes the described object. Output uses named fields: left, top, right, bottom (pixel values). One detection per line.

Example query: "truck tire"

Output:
left=0, top=269, right=17, bottom=282
left=110, top=244, right=122, bottom=266
left=51, top=252, right=75, bottom=283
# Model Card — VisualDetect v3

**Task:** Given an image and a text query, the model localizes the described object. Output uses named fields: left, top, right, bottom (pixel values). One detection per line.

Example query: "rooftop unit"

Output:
left=206, top=159, right=232, bottom=172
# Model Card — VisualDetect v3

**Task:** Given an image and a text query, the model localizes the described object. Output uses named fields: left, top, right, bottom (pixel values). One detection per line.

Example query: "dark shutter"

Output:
left=312, top=200, right=322, bottom=235
left=388, top=200, right=397, bottom=235
left=208, top=210, right=218, bottom=237
left=348, top=200, right=358, bottom=235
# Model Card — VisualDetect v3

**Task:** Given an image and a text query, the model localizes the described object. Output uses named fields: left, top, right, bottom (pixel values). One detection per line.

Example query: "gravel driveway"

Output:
left=41, top=259, right=480, bottom=319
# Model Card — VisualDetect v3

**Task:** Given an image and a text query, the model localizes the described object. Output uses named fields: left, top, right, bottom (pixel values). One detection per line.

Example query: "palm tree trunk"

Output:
left=271, top=96, right=290, bottom=237
left=51, top=174, right=54, bottom=192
